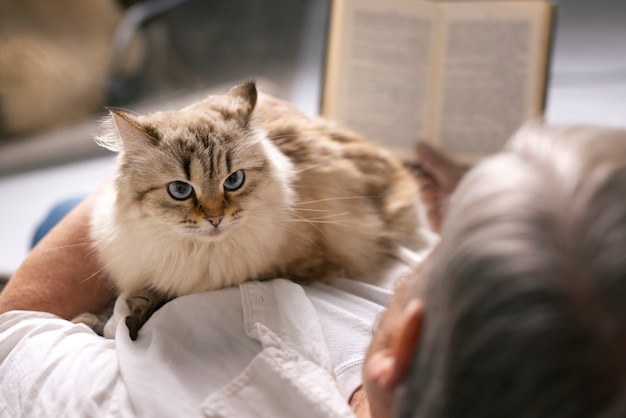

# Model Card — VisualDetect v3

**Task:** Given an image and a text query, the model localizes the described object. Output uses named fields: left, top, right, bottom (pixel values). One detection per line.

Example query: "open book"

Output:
left=322, top=0, right=555, bottom=162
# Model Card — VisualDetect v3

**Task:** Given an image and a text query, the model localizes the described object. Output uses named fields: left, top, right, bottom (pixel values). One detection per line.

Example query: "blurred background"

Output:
left=1, top=0, right=626, bottom=275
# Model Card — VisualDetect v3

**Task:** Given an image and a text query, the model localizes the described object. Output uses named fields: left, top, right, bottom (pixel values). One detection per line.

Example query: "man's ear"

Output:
left=387, top=299, right=424, bottom=387
left=361, top=299, right=423, bottom=418
left=364, top=299, right=424, bottom=391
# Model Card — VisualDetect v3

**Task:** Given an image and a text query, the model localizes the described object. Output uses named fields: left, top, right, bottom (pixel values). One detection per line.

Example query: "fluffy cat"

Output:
left=85, top=82, right=433, bottom=339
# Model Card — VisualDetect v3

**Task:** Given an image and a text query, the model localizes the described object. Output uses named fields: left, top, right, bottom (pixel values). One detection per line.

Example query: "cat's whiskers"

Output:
left=245, top=206, right=355, bottom=231
left=283, top=210, right=387, bottom=238
left=85, top=237, right=116, bottom=258
left=245, top=210, right=360, bottom=246
left=298, top=211, right=351, bottom=221
left=241, top=218, right=312, bottom=259
left=245, top=206, right=334, bottom=215
left=284, top=215, right=352, bottom=227
left=42, top=240, right=97, bottom=253
left=290, top=164, right=321, bottom=174
left=293, top=195, right=375, bottom=206
left=244, top=214, right=322, bottom=249
left=80, top=259, right=115, bottom=284
left=290, top=207, right=333, bottom=213
left=289, top=219, right=350, bottom=228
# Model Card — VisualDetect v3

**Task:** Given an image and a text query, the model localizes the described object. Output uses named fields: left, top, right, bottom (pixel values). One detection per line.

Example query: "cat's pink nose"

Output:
left=207, top=216, right=223, bottom=227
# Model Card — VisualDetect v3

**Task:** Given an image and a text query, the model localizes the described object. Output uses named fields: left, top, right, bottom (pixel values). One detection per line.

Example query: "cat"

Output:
left=80, top=82, right=434, bottom=339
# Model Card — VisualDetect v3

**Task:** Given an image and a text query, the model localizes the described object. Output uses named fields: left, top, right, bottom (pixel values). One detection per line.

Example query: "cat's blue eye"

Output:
left=167, top=181, right=194, bottom=200
left=223, top=170, right=245, bottom=191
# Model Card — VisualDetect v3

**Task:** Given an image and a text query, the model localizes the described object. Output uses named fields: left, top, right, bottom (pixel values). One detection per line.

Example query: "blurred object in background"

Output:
left=0, top=0, right=123, bottom=138
left=0, top=0, right=319, bottom=140
left=107, top=0, right=312, bottom=107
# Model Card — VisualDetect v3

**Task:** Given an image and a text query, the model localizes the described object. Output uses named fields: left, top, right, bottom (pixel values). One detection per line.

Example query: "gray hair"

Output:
left=398, top=125, right=626, bottom=418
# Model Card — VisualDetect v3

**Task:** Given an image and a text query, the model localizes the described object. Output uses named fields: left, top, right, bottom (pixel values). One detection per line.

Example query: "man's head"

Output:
left=364, top=125, right=626, bottom=418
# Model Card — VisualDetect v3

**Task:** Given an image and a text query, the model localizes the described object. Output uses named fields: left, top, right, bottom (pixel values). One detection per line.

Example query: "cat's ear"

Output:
left=96, top=108, right=159, bottom=153
left=226, top=81, right=258, bottom=124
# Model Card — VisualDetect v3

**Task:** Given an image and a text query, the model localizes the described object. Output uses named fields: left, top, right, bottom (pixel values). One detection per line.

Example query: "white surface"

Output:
left=545, top=8, right=626, bottom=127
left=0, top=156, right=116, bottom=274
left=546, top=84, right=626, bottom=127
left=0, top=278, right=387, bottom=417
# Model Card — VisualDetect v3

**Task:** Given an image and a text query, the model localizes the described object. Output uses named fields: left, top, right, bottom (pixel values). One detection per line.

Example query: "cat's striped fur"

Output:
left=88, top=82, right=434, bottom=336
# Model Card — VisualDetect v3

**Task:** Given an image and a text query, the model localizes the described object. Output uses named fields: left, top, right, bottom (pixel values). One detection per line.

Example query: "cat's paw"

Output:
left=125, top=312, right=147, bottom=341
left=124, top=288, right=171, bottom=341
left=72, top=312, right=108, bottom=336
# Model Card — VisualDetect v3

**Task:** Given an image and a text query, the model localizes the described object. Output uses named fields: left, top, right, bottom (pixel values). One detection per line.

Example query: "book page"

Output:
left=432, top=1, right=553, bottom=162
left=322, top=0, right=441, bottom=157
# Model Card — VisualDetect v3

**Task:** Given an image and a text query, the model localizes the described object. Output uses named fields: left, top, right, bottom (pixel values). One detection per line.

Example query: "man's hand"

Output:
left=0, top=184, right=115, bottom=318
left=408, top=143, right=467, bottom=231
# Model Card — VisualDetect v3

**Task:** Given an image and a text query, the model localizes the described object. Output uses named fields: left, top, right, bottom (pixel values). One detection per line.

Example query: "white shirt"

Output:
left=0, top=278, right=393, bottom=418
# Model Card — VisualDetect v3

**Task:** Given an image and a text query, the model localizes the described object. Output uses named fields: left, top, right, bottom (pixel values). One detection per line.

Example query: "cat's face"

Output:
left=106, top=83, right=293, bottom=241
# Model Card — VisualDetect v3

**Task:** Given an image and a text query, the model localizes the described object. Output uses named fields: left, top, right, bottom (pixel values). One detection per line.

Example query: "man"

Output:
left=3, top=123, right=624, bottom=418
left=360, top=125, right=626, bottom=417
